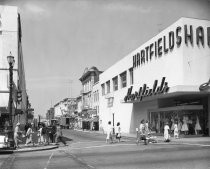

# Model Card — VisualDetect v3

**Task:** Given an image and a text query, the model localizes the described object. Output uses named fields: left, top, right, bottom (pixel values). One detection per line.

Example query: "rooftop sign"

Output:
left=133, top=24, right=210, bottom=69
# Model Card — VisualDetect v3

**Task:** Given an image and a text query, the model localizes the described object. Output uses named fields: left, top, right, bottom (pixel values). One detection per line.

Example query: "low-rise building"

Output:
left=99, top=17, right=210, bottom=136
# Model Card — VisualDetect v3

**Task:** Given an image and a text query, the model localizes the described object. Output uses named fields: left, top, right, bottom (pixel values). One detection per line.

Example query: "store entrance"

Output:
left=148, top=106, right=205, bottom=136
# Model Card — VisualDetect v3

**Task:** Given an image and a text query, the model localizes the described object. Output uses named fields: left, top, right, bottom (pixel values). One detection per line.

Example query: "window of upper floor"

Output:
left=112, top=76, right=118, bottom=91
left=101, top=83, right=105, bottom=96
left=129, top=68, right=134, bottom=85
left=106, top=80, right=110, bottom=94
left=120, top=71, right=127, bottom=88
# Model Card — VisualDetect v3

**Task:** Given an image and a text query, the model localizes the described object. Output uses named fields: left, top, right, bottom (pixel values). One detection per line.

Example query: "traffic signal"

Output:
left=17, top=90, right=22, bottom=103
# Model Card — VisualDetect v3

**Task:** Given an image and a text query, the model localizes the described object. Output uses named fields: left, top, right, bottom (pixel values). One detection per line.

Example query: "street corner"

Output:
left=0, top=149, right=14, bottom=154
left=13, top=144, right=59, bottom=153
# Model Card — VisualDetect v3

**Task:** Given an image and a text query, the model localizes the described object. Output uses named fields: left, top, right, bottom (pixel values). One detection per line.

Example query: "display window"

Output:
left=149, top=110, right=205, bottom=136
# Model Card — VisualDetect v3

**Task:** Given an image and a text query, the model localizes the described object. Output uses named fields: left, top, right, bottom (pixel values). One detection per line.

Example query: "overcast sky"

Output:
left=1, top=0, right=210, bottom=117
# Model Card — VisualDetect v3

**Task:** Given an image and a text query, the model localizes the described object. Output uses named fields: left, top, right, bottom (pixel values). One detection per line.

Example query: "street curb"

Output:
left=13, top=145, right=59, bottom=153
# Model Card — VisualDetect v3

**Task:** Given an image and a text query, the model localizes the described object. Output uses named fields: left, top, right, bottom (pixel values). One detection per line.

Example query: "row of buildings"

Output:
left=0, top=6, right=33, bottom=135
left=47, top=17, right=210, bottom=136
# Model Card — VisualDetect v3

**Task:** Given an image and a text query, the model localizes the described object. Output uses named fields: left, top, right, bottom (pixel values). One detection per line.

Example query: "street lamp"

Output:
left=7, top=52, right=15, bottom=148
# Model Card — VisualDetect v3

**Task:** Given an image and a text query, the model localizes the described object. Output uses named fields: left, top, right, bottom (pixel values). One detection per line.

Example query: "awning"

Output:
left=148, top=105, right=203, bottom=113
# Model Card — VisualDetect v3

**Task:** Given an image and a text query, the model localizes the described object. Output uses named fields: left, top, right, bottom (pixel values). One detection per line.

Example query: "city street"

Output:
left=1, top=130, right=210, bottom=169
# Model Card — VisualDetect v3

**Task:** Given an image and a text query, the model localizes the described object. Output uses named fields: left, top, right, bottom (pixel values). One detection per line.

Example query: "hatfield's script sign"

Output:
left=124, top=77, right=169, bottom=102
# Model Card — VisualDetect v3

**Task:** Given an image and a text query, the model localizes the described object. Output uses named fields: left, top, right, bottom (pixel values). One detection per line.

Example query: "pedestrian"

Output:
left=174, top=120, right=179, bottom=139
left=164, top=121, right=170, bottom=142
left=115, top=122, right=121, bottom=142
left=25, top=123, right=34, bottom=146
left=42, top=123, right=47, bottom=144
left=37, top=124, right=44, bottom=144
left=145, top=120, right=150, bottom=133
left=55, top=125, right=67, bottom=146
left=137, top=119, right=148, bottom=145
left=106, top=121, right=113, bottom=143
left=14, top=122, right=22, bottom=148
left=51, top=122, right=57, bottom=143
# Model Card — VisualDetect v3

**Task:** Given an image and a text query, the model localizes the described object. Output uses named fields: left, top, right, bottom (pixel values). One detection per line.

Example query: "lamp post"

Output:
left=7, top=52, right=15, bottom=148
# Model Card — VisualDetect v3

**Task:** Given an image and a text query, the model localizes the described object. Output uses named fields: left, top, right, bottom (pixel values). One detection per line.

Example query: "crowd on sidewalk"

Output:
left=14, top=121, right=68, bottom=149
left=105, top=119, right=187, bottom=145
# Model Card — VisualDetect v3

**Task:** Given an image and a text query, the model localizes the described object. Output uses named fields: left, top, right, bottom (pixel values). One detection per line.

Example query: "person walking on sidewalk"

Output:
left=14, top=122, right=22, bottom=148
left=115, top=122, right=121, bottom=143
left=164, top=121, right=170, bottom=142
left=37, top=124, right=44, bottom=144
left=106, top=121, right=113, bottom=144
left=25, top=123, right=34, bottom=146
left=174, top=121, right=179, bottom=139
left=55, top=125, right=67, bottom=146
left=137, top=119, right=148, bottom=145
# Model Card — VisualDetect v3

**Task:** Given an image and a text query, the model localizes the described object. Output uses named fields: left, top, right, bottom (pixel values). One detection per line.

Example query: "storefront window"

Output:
left=149, top=110, right=205, bottom=135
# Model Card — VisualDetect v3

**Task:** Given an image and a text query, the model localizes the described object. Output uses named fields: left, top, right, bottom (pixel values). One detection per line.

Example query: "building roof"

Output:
left=79, top=66, right=103, bottom=82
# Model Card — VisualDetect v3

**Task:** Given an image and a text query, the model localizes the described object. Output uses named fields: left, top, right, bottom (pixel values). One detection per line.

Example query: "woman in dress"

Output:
left=195, top=116, right=201, bottom=135
left=181, top=116, right=188, bottom=135
left=25, top=123, right=34, bottom=146
left=37, top=124, right=43, bottom=144
left=14, top=122, right=22, bottom=148
left=106, top=121, right=113, bottom=143
left=164, top=121, right=170, bottom=142
left=115, top=122, right=121, bottom=142
left=178, top=119, right=182, bottom=135
left=174, top=121, right=179, bottom=139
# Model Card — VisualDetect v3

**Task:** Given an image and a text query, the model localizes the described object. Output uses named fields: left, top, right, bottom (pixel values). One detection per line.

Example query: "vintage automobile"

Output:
left=0, top=134, right=9, bottom=148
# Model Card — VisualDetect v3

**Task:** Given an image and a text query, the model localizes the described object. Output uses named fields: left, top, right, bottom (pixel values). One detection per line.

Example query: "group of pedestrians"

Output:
left=164, top=120, right=179, bottom=142
left=13, top=122, right=67, bottom=148
left=106, top=121, right=121, bottom=144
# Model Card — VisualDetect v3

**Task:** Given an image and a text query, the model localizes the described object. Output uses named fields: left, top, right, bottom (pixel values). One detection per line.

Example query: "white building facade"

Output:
left=0, top=6, right=28, bottom=131
left=100, top=17, right=210, bottom=136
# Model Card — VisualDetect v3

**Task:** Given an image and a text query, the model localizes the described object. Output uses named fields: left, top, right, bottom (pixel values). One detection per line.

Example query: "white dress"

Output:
left=106, top=124, right=113, bottom=139
left=195, top=116, right=201, bottom=130
left=181, top=117, right=188, bottom=131
left=174, top=124, right=178, bottom=137
left=164, top=125, right=170, bottom=140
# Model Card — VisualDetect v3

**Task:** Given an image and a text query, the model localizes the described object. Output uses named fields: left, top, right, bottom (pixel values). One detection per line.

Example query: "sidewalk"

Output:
left=74, top=128, right=210, bottom=144
left=0, top=144, right=58, bottom=154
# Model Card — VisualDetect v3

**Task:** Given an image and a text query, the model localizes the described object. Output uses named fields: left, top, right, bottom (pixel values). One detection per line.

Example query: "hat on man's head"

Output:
left=16, top=122, right=20, bottom=126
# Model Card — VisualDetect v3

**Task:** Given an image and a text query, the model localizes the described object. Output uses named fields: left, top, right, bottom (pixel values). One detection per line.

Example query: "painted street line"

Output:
left=44, top=152, right=54, bottom=169
left=69, top=142, right=210, bottom=151
left=70, top=143, right=136, bottom=150
left=156, top=142, right=210, bottom=147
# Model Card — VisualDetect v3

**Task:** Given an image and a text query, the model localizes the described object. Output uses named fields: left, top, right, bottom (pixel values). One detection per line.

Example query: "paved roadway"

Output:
left=0, top=130, right=210, bottom=169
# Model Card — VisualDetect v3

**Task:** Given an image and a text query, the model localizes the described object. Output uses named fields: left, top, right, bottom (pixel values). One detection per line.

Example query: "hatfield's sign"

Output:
left=133, top=25, right=210, bottom=68
left=124, top=77, right=169, bottom=102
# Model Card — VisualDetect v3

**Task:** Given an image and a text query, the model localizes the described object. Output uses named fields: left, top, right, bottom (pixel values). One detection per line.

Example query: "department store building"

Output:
left=99, top=17, right=210, bottom=136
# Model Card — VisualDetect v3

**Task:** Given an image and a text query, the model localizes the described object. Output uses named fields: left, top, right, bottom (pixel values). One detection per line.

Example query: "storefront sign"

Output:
left=133, top=25, right=210, bottom=68
left=124, top=77, right=169, bottom=102
left=199, top=79, right=210, bottom=91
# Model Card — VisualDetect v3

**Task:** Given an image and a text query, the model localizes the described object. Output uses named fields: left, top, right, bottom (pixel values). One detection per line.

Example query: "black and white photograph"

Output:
left=0, top=0, right=210, bottom=168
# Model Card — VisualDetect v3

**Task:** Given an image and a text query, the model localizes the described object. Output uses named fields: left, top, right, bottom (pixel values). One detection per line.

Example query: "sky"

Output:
left=1, top=0, right=210, bottom=117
